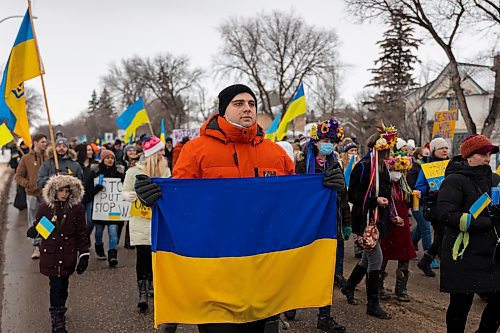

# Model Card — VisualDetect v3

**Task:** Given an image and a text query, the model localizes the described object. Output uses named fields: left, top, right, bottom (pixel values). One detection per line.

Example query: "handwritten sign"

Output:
left=432, top=110, right=458, bottom=139
left=172, top=128, right=200, bottom=145
left=421, top=160, right=450, bottom=191
left=130, top=199, right=152, bottom=219
left=92, top=177, right=130, bottom=221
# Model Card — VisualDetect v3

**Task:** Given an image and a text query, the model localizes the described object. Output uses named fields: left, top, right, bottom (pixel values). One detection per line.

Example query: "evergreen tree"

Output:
left=97, top=88, right=118, bottom=136
left=85, top=90, right=100, bottom=141
left=366, top=9, right=420, bottom=132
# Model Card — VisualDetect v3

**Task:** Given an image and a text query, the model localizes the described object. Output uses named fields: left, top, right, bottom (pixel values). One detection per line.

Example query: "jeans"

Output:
left=49, top=276, right=69, bottom=308
left=85, top=202, right=94, bottom=238
left=411, top=206, right=432, bottom=251
left=26, top=195, right=41, bottom=246
left=94, top=224, right=119, bottom=250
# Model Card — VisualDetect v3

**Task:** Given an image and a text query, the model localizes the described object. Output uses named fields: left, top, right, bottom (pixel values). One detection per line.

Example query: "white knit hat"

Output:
left=430, top=137, right=449, bottom=154
left=407, top=139, right=416, bottom=149
left=396, top=138, right=407, bottom=150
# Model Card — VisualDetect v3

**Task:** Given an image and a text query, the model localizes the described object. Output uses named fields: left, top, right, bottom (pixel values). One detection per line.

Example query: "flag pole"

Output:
left=27, top=0, right=59, bottom=172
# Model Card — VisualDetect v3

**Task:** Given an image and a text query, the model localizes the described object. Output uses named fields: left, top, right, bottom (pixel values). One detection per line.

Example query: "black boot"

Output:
left=417, top=253, right=435, bottom=277
left=317, top=316, right=346, bottom=333
left=95, top=244, right=106, bottom=260
left=341, top=264, right=367, bottom=305
left=378, top=271, right=391, bottom=300
left=137, top=280, right=148, bottom=312
left=157, top=323, right=178, bottom=333
left=395, top=268, right=410, bottom=302
left=264, top=319, right=280, bottom=333
left=284, top=309, right=296, bottom=321
left=147, top=278, right=154, bottom=298
left=50, top=307, right=68, bottom=333
left=108, top=249, right=118, bottom=267
left=366, top=270, right=392, bottom=319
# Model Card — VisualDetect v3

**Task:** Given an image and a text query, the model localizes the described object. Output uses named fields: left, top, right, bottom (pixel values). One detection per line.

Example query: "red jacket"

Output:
left=173, top=115, right=295, bottom=179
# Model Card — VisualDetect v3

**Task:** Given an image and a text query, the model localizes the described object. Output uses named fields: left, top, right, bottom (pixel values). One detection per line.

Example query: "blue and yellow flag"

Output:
left=276, top=84, right=306, bottom=140
left=0, top=123, right=15, bottom=147
left=344, top=155, right=356, bottom=188
left=160, top=118, right=166, bottom=145
left=36, top=216, right=55, bottom=240
left=115, top=98, right=150, bottom=143
left=469, top=192, right=492, bottom=219
left=264, top=110, right=282, bottom=141
left=151, top=174, right=337, bottom=326
left=0, top=10, right=42, bottom=147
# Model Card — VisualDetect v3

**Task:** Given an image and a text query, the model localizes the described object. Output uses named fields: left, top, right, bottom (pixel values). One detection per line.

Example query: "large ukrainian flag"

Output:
left=276, top=84, right=306, bottom=140
left=151, top=174, right=337, bottom=326
left=115, top=97, right=150, bottom=142
left=0, top=10, right=42, bottom=147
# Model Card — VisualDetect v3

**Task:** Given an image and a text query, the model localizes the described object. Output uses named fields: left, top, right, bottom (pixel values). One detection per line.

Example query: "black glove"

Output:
left=323, top=162, right=345, bottom=191
left=135, top=174, right=162, bottom=207
left=95, top=184, right=105, bottom=192
left=489, top=205, right=500, bottom=218
left=26, top=225, right=39, bottom=238
left=76, top=254, right=89, bottom=274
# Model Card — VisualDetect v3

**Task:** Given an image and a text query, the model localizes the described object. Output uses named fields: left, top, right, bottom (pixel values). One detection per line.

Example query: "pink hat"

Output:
left=100, top=149, right=115, bottom=160
left=141, top=135, right=165, bottom=157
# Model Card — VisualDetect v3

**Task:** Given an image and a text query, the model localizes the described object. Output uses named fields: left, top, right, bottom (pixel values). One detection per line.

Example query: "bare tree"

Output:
left=473, top=0, right=500, bottom=24
left=344, top=0, right=489, bottom=134
left=216, top=10, right=339, bottom=118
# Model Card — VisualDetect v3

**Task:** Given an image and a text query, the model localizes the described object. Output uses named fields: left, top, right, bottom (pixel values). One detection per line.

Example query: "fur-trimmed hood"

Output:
left=45, top=145, right=77, bottom=161
left=43, top=174, right=84, bottom=207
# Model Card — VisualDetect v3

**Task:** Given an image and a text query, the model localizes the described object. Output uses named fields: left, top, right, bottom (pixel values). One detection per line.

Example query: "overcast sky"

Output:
left=0, top=0, right=496, bottom=125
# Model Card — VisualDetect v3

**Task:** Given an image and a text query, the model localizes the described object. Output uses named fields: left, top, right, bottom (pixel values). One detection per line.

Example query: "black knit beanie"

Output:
left=217, top=84, right=257, bottom=116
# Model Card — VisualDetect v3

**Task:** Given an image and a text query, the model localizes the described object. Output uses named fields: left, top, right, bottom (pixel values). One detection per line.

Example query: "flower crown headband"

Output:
left=309, top=118, right=344, bottom=143
left=374, top=123, right=398, bottom=151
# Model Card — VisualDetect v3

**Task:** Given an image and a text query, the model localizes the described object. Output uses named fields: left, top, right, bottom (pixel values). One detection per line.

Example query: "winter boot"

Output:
left=263, top=319, right=280, bottom=333
left=137, top=279, right=148, bottom=312
left=334, top=274, right=346, bottom=289
left=378, top=271, right=391, bottom=300
left=417, top=253, right=435, bottom=277
left=50, top=307, right=68, bottom=333
left=317, top=316, right=346, bottom=333
left=341, top=264, right=367, bottom=305
left=147, top=278, right=154, bottom=298
left=95, top=244, right=106, bottom=260
left=366, top=270, right=392, bottom=319
left=157, top=323, right=178, bottom=333
left=284, top=309, right=296, bottom=321
left=108, top=249, right=118, bottom=267
left=395, top=268, right=410, bottom=302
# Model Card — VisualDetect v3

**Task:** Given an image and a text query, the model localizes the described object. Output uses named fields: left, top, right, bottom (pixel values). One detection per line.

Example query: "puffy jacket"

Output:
left=173, top=115, right=295, bottom=179
left=15, top=150, right=46, bottom=196
left=436, top=156, right=500, bottom=293
left=37, top=147, right=84, bottom=190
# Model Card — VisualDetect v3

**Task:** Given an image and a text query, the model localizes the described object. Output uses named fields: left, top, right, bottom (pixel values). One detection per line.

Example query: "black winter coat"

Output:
left=348, top=153, right=391, bottom=238
left=436, top=156, right=500, bottom=293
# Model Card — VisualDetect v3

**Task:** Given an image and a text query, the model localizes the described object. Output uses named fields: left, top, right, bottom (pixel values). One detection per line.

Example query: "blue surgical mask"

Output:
left=319, top=142, right=334, bottom=155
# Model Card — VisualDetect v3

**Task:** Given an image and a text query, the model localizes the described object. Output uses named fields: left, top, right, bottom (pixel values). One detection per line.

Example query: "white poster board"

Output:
left=172, top=128, right=200, bottom=145
left=92, top=177, right=130, bottom=221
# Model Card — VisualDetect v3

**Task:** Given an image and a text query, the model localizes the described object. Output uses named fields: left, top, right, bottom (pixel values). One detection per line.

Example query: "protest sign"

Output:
left=172, top=128, right=200, bottom=145
left=130, top=199, right=152, bottom=219
left=421, top=160, right=450, bottom=191
left=92, top=177, right=130, bottom=221
left=432, top=110, right=458, bottom=139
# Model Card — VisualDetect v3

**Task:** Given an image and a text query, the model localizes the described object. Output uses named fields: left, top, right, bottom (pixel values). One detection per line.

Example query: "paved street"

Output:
left=0, top=164, right=488, bottom=332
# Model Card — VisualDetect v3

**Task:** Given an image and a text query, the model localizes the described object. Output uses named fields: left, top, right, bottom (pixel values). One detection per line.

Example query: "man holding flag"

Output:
left=135, top=84, right=346, bottom=333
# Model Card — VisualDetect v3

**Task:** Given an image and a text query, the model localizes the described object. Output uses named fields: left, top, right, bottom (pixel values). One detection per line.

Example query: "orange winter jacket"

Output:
left=173, top=115, right=295, bottom=179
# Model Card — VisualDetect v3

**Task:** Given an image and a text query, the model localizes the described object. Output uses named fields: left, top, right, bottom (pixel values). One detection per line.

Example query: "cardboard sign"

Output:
left=130, top=199, right=152, bottom=219
left=92, top=177, right=130, bottom=221
left=421, top=160, right=450, bottom=191
left=172, top=128, right=200, bottom=145
left=432, top=110, right=458, bottom=139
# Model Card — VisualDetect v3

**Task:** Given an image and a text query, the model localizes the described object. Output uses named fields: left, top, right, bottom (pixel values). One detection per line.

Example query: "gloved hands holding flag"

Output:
left=135, top=175, right=162, bottom=207
left=323, top=162, right=345, bottom=191
left=26, top=225, right=38, bottom=238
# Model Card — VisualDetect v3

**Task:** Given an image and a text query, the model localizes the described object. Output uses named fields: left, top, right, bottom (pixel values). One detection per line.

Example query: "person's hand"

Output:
left=135, top=175, right=162, bottom=207
left=377, top=197, right=389, bottom=206
left=343, top=225, right=352, bottom=240
left=323, top=162, right=345, bottom=191
left=391, top=216, right=404, bottom=226
left=76, top=254, right=89, bottom=274
left=127, top=192, right=138, bottom=203
left=95, top=184, right=105, bottom=192
left=26, top=225, right=38, bottom=238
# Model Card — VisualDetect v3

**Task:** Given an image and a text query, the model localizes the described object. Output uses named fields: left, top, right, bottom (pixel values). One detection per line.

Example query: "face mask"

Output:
left=319, top=142, right=334, bottom=155
left=390, top=171, right=402, bottom=182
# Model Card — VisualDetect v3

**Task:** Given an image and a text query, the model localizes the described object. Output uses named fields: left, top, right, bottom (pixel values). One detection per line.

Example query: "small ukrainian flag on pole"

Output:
left=36, top=216, right=55, bottom=239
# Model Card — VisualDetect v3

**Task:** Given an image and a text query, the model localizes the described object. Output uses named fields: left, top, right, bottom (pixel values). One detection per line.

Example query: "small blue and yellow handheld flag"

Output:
left=264, top=110, right=282, bottom=141
left=0, top=9, right=43, bottom=147
left=0, top=122, right=15, bottom=147
left=276, top=84, right=306, bottom=140
left=469, top=192, right=492, bottom=219
left=115, top=98, right=150, bottom=143
left=344, top=155, right=356, bottom=188
left=160, top=118, right=166, bottom=145
left=152, top=174, right=337, bottom=326
left=36, top=216, right=55, bottom=240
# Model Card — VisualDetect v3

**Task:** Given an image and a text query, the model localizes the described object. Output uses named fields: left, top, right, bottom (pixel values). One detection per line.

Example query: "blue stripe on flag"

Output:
left=115, top=98, right=145, bottom=129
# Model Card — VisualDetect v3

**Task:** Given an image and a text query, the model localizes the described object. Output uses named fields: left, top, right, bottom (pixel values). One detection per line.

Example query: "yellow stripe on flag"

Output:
left=0, top=123, right=14, bottom=146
